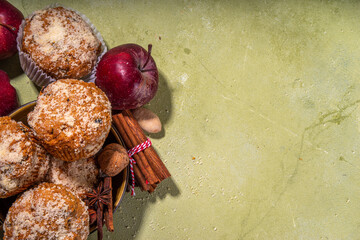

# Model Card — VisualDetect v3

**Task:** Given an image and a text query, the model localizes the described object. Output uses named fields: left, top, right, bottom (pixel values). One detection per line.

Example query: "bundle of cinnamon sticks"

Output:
left=112, top=110, right=171, bottom=193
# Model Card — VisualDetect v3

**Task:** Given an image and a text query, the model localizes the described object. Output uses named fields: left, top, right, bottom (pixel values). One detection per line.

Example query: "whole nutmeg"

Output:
left=97, top=143, right=129, bottom=177
left=132, top=107, right=162, bottom=133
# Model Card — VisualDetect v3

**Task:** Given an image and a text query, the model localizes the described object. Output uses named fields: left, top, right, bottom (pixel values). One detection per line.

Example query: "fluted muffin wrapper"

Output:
left=44, top=136, right=107, bottom=162
left=16, top=3, right=107, bottom=87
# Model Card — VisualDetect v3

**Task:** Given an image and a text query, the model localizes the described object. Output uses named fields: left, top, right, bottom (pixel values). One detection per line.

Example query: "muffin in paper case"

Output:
left=27, top=79, right=112, bottom=162
left=16, top=4, right=107, bottom=86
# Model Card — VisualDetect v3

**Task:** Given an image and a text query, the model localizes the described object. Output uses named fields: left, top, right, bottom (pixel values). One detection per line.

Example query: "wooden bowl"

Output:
left=0, top=101, right=128, bottom=231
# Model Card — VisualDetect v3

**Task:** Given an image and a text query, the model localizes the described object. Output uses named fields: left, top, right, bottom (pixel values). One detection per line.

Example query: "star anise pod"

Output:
left=85, top=177, right=113, bottom=240
left=86, top=181, right=111, bottom=208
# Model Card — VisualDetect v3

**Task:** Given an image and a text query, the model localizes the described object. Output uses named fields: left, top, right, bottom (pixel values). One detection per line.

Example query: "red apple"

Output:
left=95, top=44, right=158, bottom=110
left=0, top=69, right=18, bottom=116
left=0, top=0, right=23, bottom=60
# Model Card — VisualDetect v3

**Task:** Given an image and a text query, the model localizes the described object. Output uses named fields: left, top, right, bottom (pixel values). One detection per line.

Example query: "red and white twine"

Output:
left=127, top=138, right=152, bottom=196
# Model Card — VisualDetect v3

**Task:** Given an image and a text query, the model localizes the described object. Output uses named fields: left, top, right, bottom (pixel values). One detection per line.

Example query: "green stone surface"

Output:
left=2, top=0, right=360, bottom=239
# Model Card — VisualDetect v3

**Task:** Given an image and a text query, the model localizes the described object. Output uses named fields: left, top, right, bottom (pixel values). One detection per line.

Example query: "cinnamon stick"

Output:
left=113, top=115, right=157, bottom=187
left=115, top=114, right=159, bottom=184
left=133, top=164, right=151, bottom=191
left=148, top=184, right=157, bottom=193
left=113, top=111, right=170, bottom=193
left=123, top=110, right=171, bottom=180
left=97, top=204, right=103, bottom=240
left=125, top=117, right=168, bottom=180
left=103, top=177, right=114, bottom=232
left=114, top=115, right=148, bottom=191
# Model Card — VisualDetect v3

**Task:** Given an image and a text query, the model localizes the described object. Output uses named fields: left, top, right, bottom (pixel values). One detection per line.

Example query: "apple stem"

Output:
left=141, top=68, right=157, bottom=73
left=0, top=23, right=16, bottom=32
left=142, top=44, right=153, bottom=70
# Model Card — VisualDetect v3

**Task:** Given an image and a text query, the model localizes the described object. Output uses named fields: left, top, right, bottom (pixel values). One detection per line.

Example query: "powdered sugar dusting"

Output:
left=0, top=130, right=25, bottom=164
left=0, top=117, right=49, bottom=197
left=4, top=183, right=89, bottom=239
left=28, top=79, right=111, bottom=161
left=48, top=157, right=99, bottom=198
left=22, top=7, right=101, bottom=79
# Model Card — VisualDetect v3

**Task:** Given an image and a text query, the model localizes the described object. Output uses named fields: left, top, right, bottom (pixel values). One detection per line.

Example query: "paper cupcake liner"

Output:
left=46, top=141, right=105, bottom=162
left=44, top=146, right=77, bottom=162
left=16, top=3, right=107, bottom=87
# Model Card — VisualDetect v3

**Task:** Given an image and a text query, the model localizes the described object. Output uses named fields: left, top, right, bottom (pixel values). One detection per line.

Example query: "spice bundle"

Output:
left=113, top=110, right=171, bottom=193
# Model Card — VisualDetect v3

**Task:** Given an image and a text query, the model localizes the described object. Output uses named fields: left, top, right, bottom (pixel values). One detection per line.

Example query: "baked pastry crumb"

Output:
left=22, top=6, right=101, bottom=79
left=0, top=117, right=49, bottom=198
left=3, top=182, right=89, bottom=240
left=28, top=79, right=112, bottom=162
left=47, top=156, right=99, bottom=199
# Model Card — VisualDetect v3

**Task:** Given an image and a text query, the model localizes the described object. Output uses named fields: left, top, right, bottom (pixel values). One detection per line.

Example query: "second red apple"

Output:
left=0, top=0, right=24, bottom=60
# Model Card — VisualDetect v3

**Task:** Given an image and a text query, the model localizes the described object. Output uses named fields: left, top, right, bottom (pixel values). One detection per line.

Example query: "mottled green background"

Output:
left=2, top=0, right=360, bottom=239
